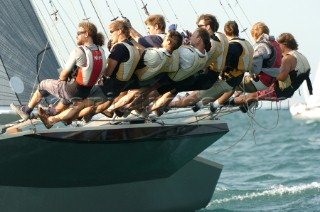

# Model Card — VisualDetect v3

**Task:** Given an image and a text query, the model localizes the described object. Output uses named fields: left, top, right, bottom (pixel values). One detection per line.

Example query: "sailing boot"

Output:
left=37, top=107, right=55, bottom=129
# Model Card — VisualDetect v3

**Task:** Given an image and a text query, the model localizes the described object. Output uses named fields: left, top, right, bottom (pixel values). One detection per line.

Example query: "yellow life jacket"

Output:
left=226, top=39, right=254, bottom=78
left=116, top=42, right=140, bottom=81
left=205, top=32, right=229, bottom=73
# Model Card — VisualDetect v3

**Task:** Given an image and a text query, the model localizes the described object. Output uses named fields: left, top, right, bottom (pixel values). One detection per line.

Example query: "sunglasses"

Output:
left=77, top=31, right=86, bottom=36
left=197, top=24, right=207, bottom=28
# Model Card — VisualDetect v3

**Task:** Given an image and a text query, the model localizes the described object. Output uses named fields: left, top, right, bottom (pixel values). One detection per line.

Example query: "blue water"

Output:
left=198, top=109, right=320, bottom=212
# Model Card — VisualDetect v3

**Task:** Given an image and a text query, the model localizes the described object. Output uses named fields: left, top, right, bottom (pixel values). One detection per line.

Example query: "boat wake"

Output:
left=206, top=182, right=320, bottom=207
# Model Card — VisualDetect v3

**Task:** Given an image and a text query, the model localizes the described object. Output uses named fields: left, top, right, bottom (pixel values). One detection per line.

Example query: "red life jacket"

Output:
left=76, top=46, right=106, bottom=87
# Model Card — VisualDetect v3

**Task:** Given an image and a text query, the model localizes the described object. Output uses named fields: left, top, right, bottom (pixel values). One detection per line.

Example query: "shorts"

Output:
left=196, top=80, right=233, bottom=100
left=257, top=87, right=279, bottom=101
left=38, top=79, right=72, bottom=105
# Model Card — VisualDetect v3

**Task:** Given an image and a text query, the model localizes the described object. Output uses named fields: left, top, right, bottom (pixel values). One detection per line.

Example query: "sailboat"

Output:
left=290, top=61, right=320, bottom=121
left=0, top=0, right=230, bottom=211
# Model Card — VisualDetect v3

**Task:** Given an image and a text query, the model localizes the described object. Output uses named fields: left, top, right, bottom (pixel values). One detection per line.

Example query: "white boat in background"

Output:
left=290, top=61, right=320, bottom=121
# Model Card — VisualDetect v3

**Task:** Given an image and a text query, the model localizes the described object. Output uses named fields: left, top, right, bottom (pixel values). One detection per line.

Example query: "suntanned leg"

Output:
left=27, top=89, right=43, bottom=109
left=147, top=91, right=176, bottom=112
left=234, top=92, right=258, bottom=105
left=108, top=90, right=139, bottom=112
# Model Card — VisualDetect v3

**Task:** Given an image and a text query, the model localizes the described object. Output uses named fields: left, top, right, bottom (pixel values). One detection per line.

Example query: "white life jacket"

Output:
left=168, top=45, right=208, bottom=81
left=136, top=48, right=179, bottom=81
left=76, top=46, right=106, bottom=86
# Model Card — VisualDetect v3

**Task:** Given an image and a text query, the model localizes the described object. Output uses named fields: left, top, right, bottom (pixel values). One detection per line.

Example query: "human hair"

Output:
left=79, top=21, right=105, bottom=46
left=197, top=28, right=211, bottom=52
left=109, top=20, right=131, bottom=37
left=145, top=14, right=166, bottom=32
left=224, top=20, right=239, bottom=37
left=196, top=14, right=219, bottom=33
left=277, top=33, right=299, bottom=50
left=251, top=22, right=270, bottom=39
left=167, top=30, right=183, bottom=52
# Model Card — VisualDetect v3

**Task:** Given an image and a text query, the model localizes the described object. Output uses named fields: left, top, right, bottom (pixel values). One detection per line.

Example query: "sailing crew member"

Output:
left=170, top=21, right=253, bottom=112
left=129, top=14, right=166, bottom=48
left=237, top=22, right=282, bottom=93
left=142, top=27, right=211, bottom=115
left=103, top=30, right=183, bottom=117
left=11, top=21, right=106, bottom=121
left=231, top=32, right=312, bottom=108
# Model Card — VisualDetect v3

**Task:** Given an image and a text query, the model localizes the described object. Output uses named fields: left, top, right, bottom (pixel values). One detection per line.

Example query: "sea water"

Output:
left=198, top=109, right=320, bottom=212
left=1, top=110, right=319, bottom=211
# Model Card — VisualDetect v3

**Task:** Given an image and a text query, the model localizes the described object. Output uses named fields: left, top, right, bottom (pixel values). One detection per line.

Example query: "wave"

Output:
left=207, top=182, right=320, bottom=207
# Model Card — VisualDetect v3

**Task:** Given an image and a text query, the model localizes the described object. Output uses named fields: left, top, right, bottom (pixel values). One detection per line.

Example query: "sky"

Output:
left=32, top=0, right=320, bottom=105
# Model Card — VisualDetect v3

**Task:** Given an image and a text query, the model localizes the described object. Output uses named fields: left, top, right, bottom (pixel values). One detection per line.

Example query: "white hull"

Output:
left=290, top=103, right=320, bottom=121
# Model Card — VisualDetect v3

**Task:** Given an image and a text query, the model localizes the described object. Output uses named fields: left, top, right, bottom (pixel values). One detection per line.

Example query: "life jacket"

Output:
left=275, top=50, right=312, bottom=98
left=223, top=38, right=253, bottom=79
left=168, top=45, right=208, bottom=81
left=205, top=32, right=229, bottom=73
left=135, top=49, right=179, bottom=81
left=258, top=39, right=282, bottom=86
left=75, top=46, right=106, bottom=86
left=115, top=42, right=140, bottom=81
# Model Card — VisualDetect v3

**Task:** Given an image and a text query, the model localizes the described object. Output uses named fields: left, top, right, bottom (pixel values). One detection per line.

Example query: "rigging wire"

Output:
left=32, top=1, right=65, bottom=65
left=156, top=0, right=170, bottom=23
left=105, top=0, right=117, bottom=20
left=79, top=0, right=90, bottom=20
left=113, top=0, right=125, bottom=18
left=165, top=0, right=186, bottom=32
left=89, top=0, right=110, bottom=40
left=133, top=0, right=148, bottom=33
left=187, top=0, right=199, bottom=18
left=41, top=1, right=70, bottom=60
left=219, top=0, right=231, bottom=20
left=49, top=0, right=76, bottom=46
left=235, top=0, right=252, bottom=26
left=225, top=0, right=253, bottom=44
left=69, top=0, right=81, bottom=22
left=55, top=0, right=78, bottom=30
left=140, top=0, right=150, bottom=16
